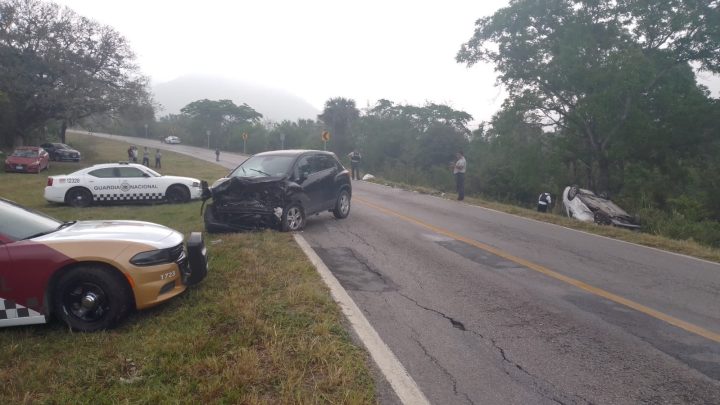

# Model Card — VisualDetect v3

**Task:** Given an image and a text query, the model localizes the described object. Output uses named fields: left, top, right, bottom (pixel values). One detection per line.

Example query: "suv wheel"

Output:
left=332, top=190, right=351, bottom=219
left=282, top=204, right=305, bottom=232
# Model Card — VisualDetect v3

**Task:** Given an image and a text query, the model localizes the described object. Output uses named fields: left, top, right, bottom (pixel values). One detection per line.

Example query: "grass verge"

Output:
left=367, top=177, right=720, bottom=264
left=0, top=133, right=375, bottom=404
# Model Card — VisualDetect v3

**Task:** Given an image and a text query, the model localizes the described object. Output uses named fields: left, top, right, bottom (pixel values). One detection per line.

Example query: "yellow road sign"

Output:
left=242, top=132, right=248, bottom=141
left=321, top=130, right=331, bottom=142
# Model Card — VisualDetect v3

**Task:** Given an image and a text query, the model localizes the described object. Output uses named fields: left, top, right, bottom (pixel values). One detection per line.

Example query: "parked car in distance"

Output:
left=562, top=185, right=640, bottom=230
left=0, top=197, right=208, bottom=331
left=4, top=146, right=50, bottom=173
left=44, top=162, right=204, bottom=207
left=203, top=150, right=352, bottom=232
left=163, top=136, right=181, bottom=144
left=40, top=142, right=82, bottom=162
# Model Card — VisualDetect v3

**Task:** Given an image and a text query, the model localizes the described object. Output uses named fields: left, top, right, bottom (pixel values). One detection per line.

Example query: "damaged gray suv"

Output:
left=202, top=150, right=352, bottom=232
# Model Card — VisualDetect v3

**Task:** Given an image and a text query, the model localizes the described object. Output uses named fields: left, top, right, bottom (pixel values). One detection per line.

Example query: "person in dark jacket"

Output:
left=537, top=192, right=552, bottom=212
left=348, top=149, right=362, bottom=180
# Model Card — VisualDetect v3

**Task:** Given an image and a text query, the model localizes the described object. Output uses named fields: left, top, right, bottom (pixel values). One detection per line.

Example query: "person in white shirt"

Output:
left=453, top=151, right=466, bottom=201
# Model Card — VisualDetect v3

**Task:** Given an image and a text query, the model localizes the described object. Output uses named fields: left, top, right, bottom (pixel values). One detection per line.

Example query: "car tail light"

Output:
left=47, top=177, right=53, bottom=186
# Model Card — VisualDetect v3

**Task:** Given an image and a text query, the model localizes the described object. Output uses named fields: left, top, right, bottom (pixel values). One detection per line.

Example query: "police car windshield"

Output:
left=0, top=200, right=62, bottom=241
left=230, top=155, right=295, bottom=178
left=143, top=168, right=161, bottom=177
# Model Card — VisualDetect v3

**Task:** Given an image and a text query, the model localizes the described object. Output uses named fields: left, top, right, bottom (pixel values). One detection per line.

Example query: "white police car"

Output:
left=44, top=162, right=204, bottom=207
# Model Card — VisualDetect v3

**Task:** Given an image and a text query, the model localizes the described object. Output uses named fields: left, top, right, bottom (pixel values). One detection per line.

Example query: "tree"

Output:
left=0, top=0, right=152, bottom=145
left=180, top=99, right=262, bottom=148
left=457, top=0, right=720, bottom=193
left=318, top=97, right=360, bottom=154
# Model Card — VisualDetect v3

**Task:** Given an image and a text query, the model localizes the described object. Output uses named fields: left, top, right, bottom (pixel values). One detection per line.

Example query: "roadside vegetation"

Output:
left=368, top=177, right=720, bottom=264
left=3, top=0, right=718, bottom=252
left=0, top=133, right=375, bottom=404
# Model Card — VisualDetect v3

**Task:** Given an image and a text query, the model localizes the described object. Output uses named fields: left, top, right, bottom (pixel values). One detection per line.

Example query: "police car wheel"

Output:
left=66, top=187, right=93, bottom=208
left=332, top=190, right=351, bottom=219
left=53, top=266, right=131, bottom=332
left=166, top=185, right=190, bottom=204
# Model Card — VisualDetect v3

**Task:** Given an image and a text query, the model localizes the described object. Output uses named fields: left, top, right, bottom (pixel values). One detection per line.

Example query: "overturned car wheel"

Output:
left=282, top=204, right=305, bottom=232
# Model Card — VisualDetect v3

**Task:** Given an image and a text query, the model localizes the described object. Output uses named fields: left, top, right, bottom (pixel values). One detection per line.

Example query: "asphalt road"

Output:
left=82, top=131, right=720, bottom=404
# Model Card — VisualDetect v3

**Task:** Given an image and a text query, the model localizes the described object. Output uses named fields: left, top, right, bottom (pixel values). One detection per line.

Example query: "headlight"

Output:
left=192, top=181, right=200, bottom=187
left=130, top=248, right=174, bottom=266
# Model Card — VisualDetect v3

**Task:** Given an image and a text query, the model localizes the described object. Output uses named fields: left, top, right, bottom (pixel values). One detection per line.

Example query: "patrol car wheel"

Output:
left=332, top=190, right=351, bottom=219
left=53, top=266, right=131, bottom=332
left=66, top=187, right=93, bottom=207
left=282, top=204, right=305, bottom=232
left=166, top=185, right=190, bottom=204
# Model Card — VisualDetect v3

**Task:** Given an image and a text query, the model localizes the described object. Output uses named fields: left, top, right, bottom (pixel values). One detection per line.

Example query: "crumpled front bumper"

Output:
left=180, top=232, right=208, bottom=285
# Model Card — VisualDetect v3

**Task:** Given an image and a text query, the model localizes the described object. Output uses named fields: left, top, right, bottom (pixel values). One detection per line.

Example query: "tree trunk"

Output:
left=597, top=154, right=610, bottom=195
left=60, top=120, right=67, bottom=143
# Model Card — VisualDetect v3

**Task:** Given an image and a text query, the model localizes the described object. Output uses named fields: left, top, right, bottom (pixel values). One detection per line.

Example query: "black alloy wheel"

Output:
left=53, top=266, right=130, bottom=331
left=166, top=185, right=190, bottom=204
left=66, top=188, right=93, bottom=207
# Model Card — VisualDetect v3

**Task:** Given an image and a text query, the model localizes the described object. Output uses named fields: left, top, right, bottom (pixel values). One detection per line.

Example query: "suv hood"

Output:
left=34, top=220, right=183, bottom=247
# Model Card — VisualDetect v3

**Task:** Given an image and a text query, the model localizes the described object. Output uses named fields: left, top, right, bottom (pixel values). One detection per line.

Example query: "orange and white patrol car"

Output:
left=0, top=198, right=208, bottom=331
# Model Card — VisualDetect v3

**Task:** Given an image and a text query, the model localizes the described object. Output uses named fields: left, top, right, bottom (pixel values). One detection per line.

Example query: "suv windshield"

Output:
left=0, top=200, right=62, bottom=241
left=230, top=155, right=296, bottom=178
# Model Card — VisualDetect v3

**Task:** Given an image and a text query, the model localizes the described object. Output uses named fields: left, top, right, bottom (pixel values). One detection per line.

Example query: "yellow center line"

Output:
left=354, top=196, right=720, bottom=344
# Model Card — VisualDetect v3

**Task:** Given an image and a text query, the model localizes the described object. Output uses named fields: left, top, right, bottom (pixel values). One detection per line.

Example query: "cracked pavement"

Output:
left=302, top=181, right=720, bottom=404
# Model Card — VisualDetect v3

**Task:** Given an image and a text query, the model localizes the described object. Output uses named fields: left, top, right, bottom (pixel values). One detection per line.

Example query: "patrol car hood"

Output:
left=162, top=175, right=200, bottom=184
left=35, top=220, right=183, bottom=247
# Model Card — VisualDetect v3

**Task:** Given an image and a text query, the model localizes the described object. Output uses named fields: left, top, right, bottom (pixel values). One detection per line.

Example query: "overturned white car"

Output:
left=562, top=185, right=640, bottom=230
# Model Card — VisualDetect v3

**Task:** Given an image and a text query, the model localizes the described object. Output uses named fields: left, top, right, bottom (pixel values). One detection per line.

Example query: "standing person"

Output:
left=142, top=147, right=150, bottom=166
left=131, top=146, right=138, bottom=163
left=347, top=149, right=362, bottom=180
left=537, top=192, right=552, bottom=213
left=127, top=146, right=133, bottom=161
left=155, top=149, right=162, bottom=169
left=453, top=151, right=466, bottom=201
left=215, top=148, right=220, bottom=162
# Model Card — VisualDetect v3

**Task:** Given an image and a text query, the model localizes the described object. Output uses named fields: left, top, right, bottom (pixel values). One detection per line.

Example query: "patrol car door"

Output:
left=115, top=166, right=159, bottom=202
left=0, top=238, right=47, bottom=326
left=85, top=167, right=117, bottom=202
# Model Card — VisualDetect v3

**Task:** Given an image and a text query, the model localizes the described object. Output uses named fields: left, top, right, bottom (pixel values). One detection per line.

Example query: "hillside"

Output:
left=153, top=75, right=320, bottom=122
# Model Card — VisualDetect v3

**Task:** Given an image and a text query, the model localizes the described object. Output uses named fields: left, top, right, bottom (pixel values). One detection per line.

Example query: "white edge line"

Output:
left=294, top=234, right=431, bottom=405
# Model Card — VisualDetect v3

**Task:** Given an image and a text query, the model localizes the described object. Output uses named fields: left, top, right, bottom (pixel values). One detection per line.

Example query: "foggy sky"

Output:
left=54, top=0, right=718, bottom=124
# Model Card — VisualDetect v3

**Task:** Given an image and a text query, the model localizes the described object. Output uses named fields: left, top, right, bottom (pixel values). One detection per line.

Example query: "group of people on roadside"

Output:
left=127, top=145, right=162, bottom=168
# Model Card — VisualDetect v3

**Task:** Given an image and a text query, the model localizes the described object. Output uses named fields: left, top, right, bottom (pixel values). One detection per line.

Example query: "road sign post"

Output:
left=321, top=131, right=331, bottom=151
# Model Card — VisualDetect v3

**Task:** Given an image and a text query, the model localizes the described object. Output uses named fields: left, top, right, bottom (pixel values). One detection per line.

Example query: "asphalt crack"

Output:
left=397, top=291, right=590, bottom=405
left=398, top=292, right=467, bottom=331
left=411, top=335, right=476, bottom=405
left=342, top=228, right=379, bottom=254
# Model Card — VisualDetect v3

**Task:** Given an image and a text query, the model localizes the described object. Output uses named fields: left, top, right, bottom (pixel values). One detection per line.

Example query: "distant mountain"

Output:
left=152, top=75, right=320, bottom=122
